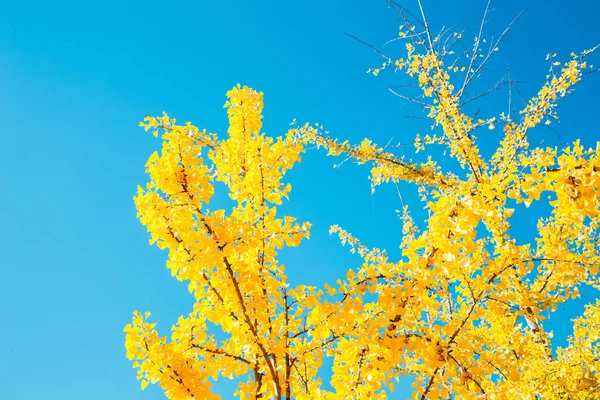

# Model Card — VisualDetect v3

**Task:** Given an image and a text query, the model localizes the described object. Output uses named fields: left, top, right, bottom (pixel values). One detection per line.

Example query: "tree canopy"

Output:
left=125, top=3, right=599, bottom=399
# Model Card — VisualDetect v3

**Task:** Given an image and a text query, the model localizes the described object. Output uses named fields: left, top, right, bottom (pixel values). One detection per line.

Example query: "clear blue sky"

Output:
left=1, top=1, right=598, bottom=399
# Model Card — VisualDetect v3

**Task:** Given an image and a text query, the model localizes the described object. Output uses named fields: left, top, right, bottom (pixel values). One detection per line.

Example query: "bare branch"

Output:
left=344, top=32, right=393, bottom=65
left=460, top=78, right=523, bottom=107
left=458, top=5, right=529, bottom=101
left=416, top=0, right=435, bottom=51
left=388, top=87, right=431, bottom=107
left=458, top=0, right=492, bottom=101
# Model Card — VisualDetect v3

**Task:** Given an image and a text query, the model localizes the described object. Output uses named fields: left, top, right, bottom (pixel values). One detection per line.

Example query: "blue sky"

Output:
left=1, top=0, right=598, bottom=399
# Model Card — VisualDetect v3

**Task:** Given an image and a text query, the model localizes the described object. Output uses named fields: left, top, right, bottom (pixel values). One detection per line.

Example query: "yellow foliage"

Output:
left=126, top=20, right=600, bottom=400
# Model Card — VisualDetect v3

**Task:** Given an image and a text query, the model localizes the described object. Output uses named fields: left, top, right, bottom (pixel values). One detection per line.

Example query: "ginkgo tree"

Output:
left=124, top=1, right=599, bottom=399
